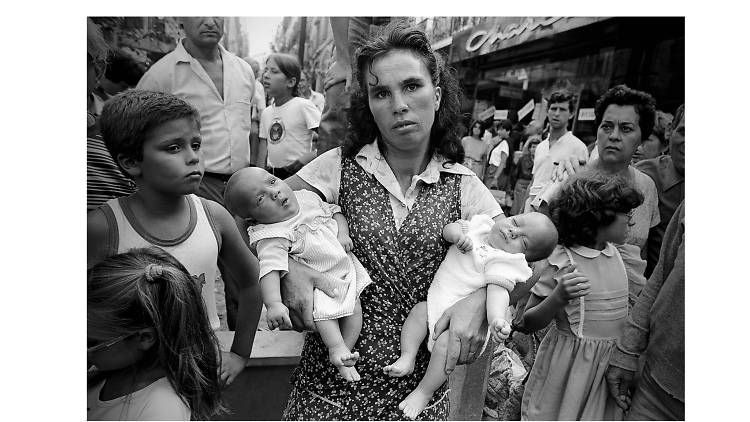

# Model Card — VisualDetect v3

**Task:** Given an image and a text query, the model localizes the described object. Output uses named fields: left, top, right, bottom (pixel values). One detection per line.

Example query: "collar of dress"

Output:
left=354, top=140, right=475, bottom=185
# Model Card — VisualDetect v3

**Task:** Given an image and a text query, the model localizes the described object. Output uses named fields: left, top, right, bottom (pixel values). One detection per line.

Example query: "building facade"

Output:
left=421, top=16, right=684, bottom=145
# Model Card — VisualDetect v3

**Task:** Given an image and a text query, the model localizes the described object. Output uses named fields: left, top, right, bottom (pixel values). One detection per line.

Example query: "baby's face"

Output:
left=487, top=212, right=556, bottom=259
left=226, top=167, right=299, bottom=224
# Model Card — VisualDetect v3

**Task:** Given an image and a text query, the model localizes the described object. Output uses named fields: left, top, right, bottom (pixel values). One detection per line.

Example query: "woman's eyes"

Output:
left=373, top=84, right=420, bottom=99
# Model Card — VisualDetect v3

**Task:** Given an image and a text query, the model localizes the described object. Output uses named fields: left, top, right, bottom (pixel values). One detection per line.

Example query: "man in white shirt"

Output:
left=137, top=17, right=256, bottom=206
left=525, top=90, right=588, bottom=212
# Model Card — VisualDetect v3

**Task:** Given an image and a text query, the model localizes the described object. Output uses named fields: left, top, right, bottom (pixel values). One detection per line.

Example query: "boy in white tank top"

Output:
left=87, top=90, right=263, bottom=386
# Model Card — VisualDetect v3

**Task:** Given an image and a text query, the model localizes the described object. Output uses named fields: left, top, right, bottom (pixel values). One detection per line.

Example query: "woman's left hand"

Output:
left=432, top=288, right=488, bottom=375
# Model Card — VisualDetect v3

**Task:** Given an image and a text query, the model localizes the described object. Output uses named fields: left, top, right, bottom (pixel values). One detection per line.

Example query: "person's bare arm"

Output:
left=210, top=201, right=262, bottom=385
left=432, top=288, right=488, bottom=374
left=493, top=151, right=508, bottom=187
left=260, top=271, right=292, bottom=330
left=87, top=208, right=111, bottom=269
left=442, top=220, right=472, bottom=252
left=324, top=17, right=352, bottom=91
left=281, top=259, right=340, bottom=331
left=486, top=284, right=511, bottom=342
left=333, top=212, right=353, bottom=252
left=256, top=137, right=268, bottom=168
left=522, top=265, right=589, bottom=332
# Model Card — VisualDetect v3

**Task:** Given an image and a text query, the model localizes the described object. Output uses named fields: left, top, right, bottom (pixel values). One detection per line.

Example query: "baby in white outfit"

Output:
left=225, top=167, right=372, bottom=382
left=383, top=212, right=558, bottom=419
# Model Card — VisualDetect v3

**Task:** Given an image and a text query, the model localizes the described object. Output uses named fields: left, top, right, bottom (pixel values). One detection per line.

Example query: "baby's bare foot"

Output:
left=398, top=388, right=432, bottom=420
left=382, top=355, right=416, bottom=377
left=337, top=365, right=361, bottom=382
left=329, top=345, right=359, bottom=367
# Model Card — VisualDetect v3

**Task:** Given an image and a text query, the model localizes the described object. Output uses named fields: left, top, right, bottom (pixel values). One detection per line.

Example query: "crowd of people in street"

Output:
left=86, top=17, right=685, bottom=421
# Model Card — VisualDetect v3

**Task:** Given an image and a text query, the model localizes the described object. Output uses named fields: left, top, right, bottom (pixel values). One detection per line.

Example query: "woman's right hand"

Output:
left=281, top=260, right=340, bottom=332
left=552, top=264, right=591, bottom=301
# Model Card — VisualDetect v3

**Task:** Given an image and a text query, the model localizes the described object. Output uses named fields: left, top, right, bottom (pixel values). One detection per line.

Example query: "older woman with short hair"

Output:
left=584, top=85, right=662, bottom=309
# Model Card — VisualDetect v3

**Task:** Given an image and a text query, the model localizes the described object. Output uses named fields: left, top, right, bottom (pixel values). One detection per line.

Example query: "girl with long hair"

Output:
left=87, top=247, right=224, bottom=420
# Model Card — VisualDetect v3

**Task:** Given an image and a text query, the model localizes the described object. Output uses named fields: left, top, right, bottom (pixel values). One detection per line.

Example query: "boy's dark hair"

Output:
left=549, top=169, right=644, bottom=248
left=547, top=90, right=576, bottom=113
left=100, top=90, right=200, bottom=176
left=594, top=84, right=657, bottom=140
left=497, top=119, right=513, bottom=133
left=345, top=20, right=464, bottom=164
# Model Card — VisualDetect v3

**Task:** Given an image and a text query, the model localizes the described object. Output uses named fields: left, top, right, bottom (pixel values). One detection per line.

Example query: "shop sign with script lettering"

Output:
left=450, top=17, right=607, bottom=63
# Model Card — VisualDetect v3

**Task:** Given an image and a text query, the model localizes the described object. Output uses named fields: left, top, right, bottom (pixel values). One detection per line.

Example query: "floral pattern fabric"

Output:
left=281, top=155, right=461, bottom=420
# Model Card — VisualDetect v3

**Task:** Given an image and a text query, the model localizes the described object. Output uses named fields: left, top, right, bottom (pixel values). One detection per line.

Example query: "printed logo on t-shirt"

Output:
left=269, top=118, right=285, bottom=144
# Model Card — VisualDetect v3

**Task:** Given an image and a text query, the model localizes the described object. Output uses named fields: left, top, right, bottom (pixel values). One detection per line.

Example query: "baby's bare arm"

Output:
left=333, top=212, right=353, bottom=251
left=333, top=212, right=350, bottom=238
left=442, top=220, right=468, bottom=244
left=486, top=284, right=510, bottom=324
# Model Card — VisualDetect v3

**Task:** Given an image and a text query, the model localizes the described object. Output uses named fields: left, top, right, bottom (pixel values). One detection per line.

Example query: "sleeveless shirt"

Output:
left=101, top=194, right=221, bottom=330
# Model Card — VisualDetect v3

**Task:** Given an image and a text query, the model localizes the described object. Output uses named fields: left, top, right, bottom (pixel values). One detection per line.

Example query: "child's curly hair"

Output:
left=549, top=169, right=644, bottom=247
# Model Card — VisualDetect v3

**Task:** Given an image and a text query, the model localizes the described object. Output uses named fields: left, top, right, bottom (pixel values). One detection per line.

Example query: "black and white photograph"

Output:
left=8, top=4, right=735, bottom=420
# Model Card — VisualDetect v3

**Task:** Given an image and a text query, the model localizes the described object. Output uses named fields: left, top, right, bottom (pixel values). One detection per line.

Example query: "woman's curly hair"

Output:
left=343, top=20, right=464, bottom=165
left=549, top=169, right=644, bottom=247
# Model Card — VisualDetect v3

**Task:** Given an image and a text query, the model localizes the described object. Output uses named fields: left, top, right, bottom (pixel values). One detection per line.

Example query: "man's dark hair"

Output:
left=497, top=119, right=513, bottom=133
left=547, top=90, right=576, bottom=113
